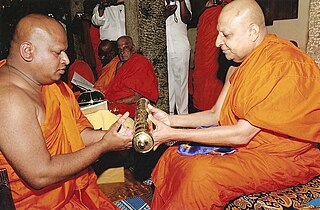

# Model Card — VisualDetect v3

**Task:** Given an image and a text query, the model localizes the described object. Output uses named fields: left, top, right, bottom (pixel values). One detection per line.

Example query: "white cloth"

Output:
left=166, top=0, right=191, bottom=114
left=91, top=4, right=126, bottom=41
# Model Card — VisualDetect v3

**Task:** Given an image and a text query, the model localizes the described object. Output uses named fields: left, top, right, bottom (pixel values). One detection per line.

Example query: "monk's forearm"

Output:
left=26, top=141, right=106, bottom=189
left=81, top=128, right=106, bottom=145
left=171, top=125, right=249, bottom=146
left=169, top=110, right=218, bottom=128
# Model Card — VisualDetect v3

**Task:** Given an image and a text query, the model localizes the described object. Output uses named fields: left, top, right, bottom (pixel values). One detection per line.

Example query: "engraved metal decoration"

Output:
left=132, top=98, right=154, bottom=153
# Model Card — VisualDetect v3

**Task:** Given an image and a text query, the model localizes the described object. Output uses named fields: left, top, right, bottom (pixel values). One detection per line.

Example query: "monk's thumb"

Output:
left=117, top=112, right=129, bottom=124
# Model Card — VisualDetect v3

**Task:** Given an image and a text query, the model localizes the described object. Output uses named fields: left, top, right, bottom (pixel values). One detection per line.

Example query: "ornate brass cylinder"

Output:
left=132, top=98, right=154, bottom=153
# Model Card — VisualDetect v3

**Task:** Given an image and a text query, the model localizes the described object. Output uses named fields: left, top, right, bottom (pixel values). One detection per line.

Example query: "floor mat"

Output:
left=114, top=196, right=151, bottom=210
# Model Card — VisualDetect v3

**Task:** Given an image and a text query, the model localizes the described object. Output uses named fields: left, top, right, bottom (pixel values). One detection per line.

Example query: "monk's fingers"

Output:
left=117, top=112, right=130, bottom=124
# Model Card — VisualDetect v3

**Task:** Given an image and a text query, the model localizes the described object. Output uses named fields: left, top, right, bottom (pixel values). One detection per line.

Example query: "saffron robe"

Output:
left=103, top=53, right=159, bottom=117
left=67, top=59, right=96, bottom=89
left=94, top=56, right=120, bottom=91
left=0, top=81, right=118, bottom=210
left=151, top=34, right=320, bottom=209
left=192, top=6, right=223, bottom=110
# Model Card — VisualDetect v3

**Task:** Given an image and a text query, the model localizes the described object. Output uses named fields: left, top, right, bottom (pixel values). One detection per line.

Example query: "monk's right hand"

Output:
left=101, top=112, right=133, bottom=151
left=147, top=104, right=170, bottom=126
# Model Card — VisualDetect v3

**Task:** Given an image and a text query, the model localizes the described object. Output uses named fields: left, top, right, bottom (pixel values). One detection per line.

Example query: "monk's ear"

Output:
left=249, top=23, right=260, bottom=42
left=20, top=41, right=34, bottom=62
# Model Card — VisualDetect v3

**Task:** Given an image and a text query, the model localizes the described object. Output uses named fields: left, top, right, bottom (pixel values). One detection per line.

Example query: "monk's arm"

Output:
left=0, top=92, right=126, bottom=190
left=155, top=119, right=260, bottom=146
left=115, top=92, right=142, bottom=104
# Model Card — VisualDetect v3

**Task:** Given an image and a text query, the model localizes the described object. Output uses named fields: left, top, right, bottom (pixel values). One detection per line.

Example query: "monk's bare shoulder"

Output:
left=0, top=72, right=43, bottom=130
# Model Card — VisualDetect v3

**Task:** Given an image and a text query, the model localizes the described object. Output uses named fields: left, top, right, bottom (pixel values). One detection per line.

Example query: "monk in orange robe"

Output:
left=94, top=39, right=120, bottom=91
left=148, top=0, right=320, bottom=209
left=94, top=56, right=120, bottom=90
left=102, top=36, right=159, bottom=117
left=0, top=14, right=132, bottom=209
left=192, top=2, right=223, bottom=110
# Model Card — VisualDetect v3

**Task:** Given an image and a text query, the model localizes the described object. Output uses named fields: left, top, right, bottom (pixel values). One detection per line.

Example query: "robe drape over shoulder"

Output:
left=0, top=81, right=118, bottom=210
left=192, top=6, right=223, bottom=110
left=94, top=56, right=120, bottom=91
left=103, top=53, right=159, bottom=117
left=151, top=34, right=320, bottom=209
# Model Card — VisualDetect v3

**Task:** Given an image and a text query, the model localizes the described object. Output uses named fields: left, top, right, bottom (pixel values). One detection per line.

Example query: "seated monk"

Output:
left=102, top=35, right=159, bottom=117
left=148, top=0, right=320, bottom=209
left=0, top=14, right=133, bottom=209
left=94, top=39, right=120, bottom=91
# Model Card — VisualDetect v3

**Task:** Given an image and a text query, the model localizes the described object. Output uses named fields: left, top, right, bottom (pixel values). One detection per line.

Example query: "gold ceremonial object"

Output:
left=132, top=98, right=154, bottom=153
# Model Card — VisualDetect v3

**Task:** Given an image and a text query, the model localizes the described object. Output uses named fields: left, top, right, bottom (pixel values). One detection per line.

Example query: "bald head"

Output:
left=220, top=0, right=266, bottom=29
left=215, top=0, right=267, bottom=62
left=11, top=14, right=66, bottom=50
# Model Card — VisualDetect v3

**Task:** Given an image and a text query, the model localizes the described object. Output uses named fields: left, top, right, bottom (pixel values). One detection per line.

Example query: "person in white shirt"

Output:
left=91, top=0, right=126, bottom=41
left=165, top=0, right=192, bottom=114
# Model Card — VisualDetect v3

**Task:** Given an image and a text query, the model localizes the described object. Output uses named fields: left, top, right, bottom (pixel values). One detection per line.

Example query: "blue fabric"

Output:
left=307, top=197, right=320, bottom=207
left=178, top=144, right=237, bottom=156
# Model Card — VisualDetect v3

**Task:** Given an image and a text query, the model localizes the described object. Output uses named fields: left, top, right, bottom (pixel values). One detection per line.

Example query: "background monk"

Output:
left=0, top=14, right=132, bottom=209
left=192, top=0, right=224, bottom=111
left=94, top=39, right=120, bottom=91
left=148, top=0, right=320, bottom=209
left=102, top=35, right=159, bottom=118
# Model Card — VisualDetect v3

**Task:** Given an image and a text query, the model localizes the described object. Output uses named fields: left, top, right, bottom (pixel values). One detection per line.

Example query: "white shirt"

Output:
left=91, top=4, right=126, bottom=41
left=166, top=0, right=192, bottom=54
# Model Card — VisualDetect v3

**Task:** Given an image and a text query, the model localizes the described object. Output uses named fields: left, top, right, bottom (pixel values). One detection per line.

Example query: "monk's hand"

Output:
left=147, top=104, right=170, bottom=126
left=101, top=112, right=132, bottom=151
left=117, top=112, right=133, bottom=137
left=148, top=113, right=173, bottom=150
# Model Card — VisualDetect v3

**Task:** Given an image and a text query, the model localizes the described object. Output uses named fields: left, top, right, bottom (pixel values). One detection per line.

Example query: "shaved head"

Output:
left=215, top=0, right=267, bottom=62
left=219, top=0, right=265, bottom=29
left=11, top=14, right=66, bottom=53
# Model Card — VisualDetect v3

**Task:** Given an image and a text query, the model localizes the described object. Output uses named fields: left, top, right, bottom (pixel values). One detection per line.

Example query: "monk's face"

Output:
left=29, top=19, right=70, bottom=84
left=216, top=10, right=256, bottom=62
left=117, top=38, right=135, bottom=62
left=98, top=42, right=115, bottom=66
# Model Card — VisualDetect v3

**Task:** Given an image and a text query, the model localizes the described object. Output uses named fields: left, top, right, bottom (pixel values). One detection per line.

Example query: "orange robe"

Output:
left=94, top=56, right=120, bottom=91
left=103, top=53, right=159, bottom=117
left=151, top=34, right=320, bottom=209
left=192, top=6, right=223, bottom=110
left=0, top=81, right=117, bottom=210
left=67, top=59, right=96, bottom=89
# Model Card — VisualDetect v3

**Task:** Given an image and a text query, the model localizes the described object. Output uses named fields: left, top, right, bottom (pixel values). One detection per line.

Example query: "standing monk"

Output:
left=149, top=0, right=320, bottom=209
left=192, top=0, right=224, bottom=111
left=0, top=14, right=132, bottom=209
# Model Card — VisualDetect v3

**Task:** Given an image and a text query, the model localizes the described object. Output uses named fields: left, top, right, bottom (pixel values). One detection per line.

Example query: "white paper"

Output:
left=71, top=72, right=99, bottom=92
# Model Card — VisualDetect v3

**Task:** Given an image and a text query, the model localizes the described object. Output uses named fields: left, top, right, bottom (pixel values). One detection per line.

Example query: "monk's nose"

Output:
left=216, top=34, right=223, bottom=48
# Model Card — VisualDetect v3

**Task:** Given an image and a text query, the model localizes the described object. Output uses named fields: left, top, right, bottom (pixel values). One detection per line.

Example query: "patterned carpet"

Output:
left=114, top=192, right=153, bottom=210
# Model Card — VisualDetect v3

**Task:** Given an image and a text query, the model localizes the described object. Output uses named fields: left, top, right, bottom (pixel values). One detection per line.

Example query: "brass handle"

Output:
left=132, top=98, right=154, bottom=153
